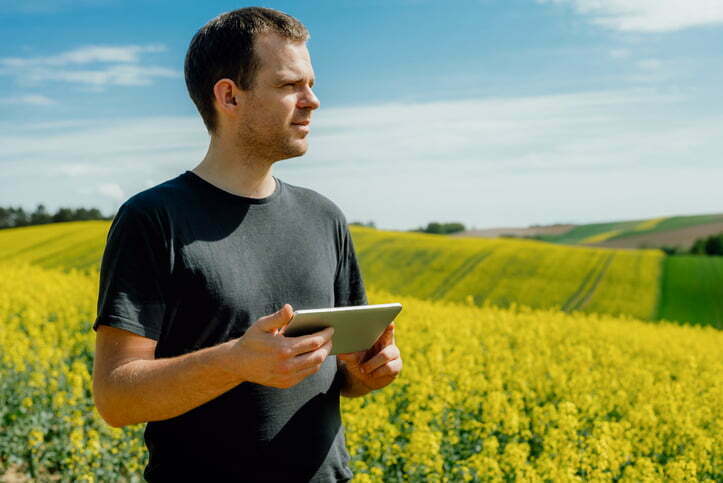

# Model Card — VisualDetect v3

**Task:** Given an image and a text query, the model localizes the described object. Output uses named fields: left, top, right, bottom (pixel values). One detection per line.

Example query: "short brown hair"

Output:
left=184, top=7, right=310, bottom=134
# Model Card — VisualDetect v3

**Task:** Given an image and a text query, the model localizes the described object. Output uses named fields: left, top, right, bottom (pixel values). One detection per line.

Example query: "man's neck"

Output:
left=191, top=137, right=277, bottom=199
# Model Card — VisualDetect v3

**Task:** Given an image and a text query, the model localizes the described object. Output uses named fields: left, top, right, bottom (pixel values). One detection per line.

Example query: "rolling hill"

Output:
left=0, top=220, right=721, bottom=329
left=454, top=213, right=723, bottom=251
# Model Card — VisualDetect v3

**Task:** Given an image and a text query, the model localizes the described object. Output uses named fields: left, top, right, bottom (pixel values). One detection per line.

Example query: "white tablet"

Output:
left=283, top=303, right=403, bottom=355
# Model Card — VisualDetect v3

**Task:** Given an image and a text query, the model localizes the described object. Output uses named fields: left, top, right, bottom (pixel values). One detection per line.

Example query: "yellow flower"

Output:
left=28, top=428, right=44, bottom=448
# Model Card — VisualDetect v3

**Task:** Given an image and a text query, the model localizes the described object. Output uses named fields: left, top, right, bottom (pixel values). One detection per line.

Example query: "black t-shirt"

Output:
left=93, top=170, right=367, bottom=482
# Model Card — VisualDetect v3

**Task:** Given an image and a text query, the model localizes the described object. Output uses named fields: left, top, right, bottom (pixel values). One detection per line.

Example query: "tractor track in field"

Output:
left=575, top=253, right=616, bottom=311
left=562, top=252, right=615, bottom=313
left=430, top=250, right=491, bottom=300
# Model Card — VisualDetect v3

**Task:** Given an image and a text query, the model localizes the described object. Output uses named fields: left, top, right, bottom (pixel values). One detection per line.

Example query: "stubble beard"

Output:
left=235, top=118, right=307, bottom=164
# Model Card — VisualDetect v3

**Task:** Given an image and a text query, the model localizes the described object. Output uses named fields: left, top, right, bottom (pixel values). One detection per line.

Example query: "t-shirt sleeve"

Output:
left=93, top=201, right=170, bottom=340
left=333, top=222, right=368, bottom=307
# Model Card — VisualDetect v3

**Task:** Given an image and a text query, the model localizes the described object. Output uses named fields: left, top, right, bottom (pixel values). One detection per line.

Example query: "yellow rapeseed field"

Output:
left=580, top=230, right=624, bottom=244
left=634, top=217, right=667, bottom=232
left=0, top=221, right=108, bottom=273
left=352, top=227, right=663, bottom=321
left=1, top=262, right=720, bottom=481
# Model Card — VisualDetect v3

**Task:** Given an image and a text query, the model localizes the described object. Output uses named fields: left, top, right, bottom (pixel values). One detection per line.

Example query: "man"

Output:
left=92, top=7, right=402, bottom=482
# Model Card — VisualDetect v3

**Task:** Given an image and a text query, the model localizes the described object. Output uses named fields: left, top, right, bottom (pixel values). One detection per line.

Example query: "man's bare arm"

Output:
left=93, top=304, right=334, bottom=427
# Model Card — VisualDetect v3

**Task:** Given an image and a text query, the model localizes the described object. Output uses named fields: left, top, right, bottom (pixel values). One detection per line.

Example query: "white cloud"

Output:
left=26, top=64, right=179, bottom=86
left=55, top=163, right=112, bottom=177
left=301, top=88, right=692, bottom=171
left=1, top=89, right=722, bottom=229
left=0, top=94, right=56, bottom=105
left=0, top=44, right=165, bottom=67
left=0, top=43, right=177, bottom=90
left=0, top=116, right=208, bottom=172
left=96, top=183, right=125, bottom=202
left=538, top=0, right=723, bottom=32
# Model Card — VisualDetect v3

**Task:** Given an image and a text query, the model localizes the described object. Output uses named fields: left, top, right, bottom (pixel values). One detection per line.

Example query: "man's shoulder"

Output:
left=282, top=179, right=348, bottom=224
left=121, top=173, right=189, bottom=217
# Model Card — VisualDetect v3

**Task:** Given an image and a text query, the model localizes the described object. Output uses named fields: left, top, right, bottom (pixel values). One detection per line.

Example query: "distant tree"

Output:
left=705, top=234, right=723, bottom=255
left=81, top=208, right=104, bottom=220
left=427, top=222, right=443, bottom=234
left=350, top=220, right=376, bottom=228
left=690, top=238, right=704, bottom=255
left=11, top=207, right=29, bottom=227
left=660, top=245, right=684, bottom=255
left=0, top=207, right=9, bottom=229
left=689, top=233, right=723, bottom=256
left=52, top=207, right=75, bottom=223
left=30, top=204, right=52, bottom=225
left=412, top=221, right=467, bottom=235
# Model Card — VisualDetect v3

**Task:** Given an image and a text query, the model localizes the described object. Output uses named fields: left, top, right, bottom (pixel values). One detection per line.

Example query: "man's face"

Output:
left=234, top=31, right=320, bottom=162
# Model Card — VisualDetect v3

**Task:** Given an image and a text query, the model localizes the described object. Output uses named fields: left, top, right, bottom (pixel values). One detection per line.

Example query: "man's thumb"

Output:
left=255, top=304, right=293, bottom=333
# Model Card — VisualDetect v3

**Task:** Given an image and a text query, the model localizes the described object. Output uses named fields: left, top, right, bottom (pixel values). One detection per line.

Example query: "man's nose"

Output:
left=299, top=86, right=320, bottom=110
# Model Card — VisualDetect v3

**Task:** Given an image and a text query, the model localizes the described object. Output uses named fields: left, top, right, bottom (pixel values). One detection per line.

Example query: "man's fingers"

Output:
left=337, top=350, right=364, bottom=365
left=292, top=339, right=332, bottom=372
left=254, top=304, right=294, bottom=333
left=363, top=322, right=395, bottom=361
left=360, top=344, right=400, bottom=374
left=379, top=322, right=395, bottom=345
left=287, top=326, right=334, bottom=355
left=369, top=357, right=403, bottom=379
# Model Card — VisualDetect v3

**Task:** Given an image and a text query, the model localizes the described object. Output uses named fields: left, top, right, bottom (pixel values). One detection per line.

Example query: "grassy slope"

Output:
left=539, top=213, right=723, bottom=245
left=538, top=219, right=643, bottom=244
left=658, top=255, right=723, bottom=330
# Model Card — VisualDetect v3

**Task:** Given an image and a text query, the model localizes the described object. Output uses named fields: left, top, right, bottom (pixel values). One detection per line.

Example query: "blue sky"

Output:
left=1, top=0, right=723, bottom=230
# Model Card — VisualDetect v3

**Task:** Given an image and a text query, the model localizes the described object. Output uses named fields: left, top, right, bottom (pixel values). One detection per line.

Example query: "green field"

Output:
left=658, top=255, right=723, bottom=329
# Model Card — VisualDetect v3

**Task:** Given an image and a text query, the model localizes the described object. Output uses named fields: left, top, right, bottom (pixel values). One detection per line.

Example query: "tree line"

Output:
left=661, top=233, right=723, bottom=256
left=0, top=204, right=112, bottom=229
left=350, top=220, right=466, bottom=235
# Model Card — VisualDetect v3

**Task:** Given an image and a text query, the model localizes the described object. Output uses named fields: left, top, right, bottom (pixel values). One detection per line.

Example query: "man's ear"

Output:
left=212, top=78, right=240, bottom=115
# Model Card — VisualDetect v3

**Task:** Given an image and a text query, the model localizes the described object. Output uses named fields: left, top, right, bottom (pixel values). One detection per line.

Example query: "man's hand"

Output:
left=337, top=322, right=402, bottom=397
left=233, top=304, right=335, bottom=389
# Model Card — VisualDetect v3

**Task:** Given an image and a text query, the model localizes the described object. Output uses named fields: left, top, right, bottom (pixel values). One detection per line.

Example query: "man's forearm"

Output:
left=338, top=360, right=373, bottom=398
left=94, top=340, right=242, bottom=427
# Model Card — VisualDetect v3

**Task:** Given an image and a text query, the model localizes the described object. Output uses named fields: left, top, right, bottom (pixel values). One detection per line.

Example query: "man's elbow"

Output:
left=92, top=381, right=133, bottom=428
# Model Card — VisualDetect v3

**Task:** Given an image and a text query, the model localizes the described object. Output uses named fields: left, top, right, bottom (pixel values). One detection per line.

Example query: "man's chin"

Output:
left=290, top=138, right=309, bottom=155
left=276, top=142, right=308, bottom=161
